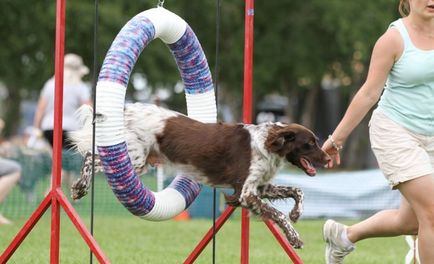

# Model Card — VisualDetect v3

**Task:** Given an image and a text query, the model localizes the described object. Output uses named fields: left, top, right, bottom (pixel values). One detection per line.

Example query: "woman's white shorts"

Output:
left=369, top=109, right=434, bottom=189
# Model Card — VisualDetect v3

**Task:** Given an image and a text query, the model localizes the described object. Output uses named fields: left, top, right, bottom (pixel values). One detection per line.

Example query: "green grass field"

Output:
left=0, top=154, right=409, bottom=263
left=1, top=214, right=408, bottom=263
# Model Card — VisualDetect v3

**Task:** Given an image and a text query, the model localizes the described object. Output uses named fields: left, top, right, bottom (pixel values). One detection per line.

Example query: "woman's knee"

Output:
left=12, top=170, right=21, bottom=182
left=417, top=206, right=434, bottom=230
left=399, top=175, right=434, bottom=232
left=4, top=170, right=21, bottom=183
left=415, top=194, right=434, bottom=230
left=396, top=213, right=419, bottom=235
left=402, top=220, right=419, bottom=235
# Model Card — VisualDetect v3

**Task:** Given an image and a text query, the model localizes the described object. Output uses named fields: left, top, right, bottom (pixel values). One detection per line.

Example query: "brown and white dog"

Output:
left=69, top=103, right=330, bottom=248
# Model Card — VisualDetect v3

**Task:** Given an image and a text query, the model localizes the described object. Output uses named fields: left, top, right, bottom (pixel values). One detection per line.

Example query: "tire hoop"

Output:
left=95, top=7, right=216, bottom=221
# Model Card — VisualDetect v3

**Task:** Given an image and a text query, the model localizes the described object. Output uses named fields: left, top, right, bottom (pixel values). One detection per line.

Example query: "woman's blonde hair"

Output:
left=399, top=0, right=410, bottom=17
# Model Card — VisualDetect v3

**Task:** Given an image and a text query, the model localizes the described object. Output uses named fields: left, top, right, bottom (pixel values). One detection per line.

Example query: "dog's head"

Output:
left=265, top=123, right=330, bottom=176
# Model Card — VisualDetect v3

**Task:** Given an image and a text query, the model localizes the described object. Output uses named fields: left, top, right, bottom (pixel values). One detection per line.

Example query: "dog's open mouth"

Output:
left=300, top=157, right=316, bottom=176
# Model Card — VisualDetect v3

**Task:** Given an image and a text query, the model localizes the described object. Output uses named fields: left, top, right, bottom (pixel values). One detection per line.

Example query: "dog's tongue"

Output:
left=300, top=158, right=316, bottom=176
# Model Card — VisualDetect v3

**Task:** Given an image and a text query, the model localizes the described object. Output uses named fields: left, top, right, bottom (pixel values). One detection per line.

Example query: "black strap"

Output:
left=212, top=0, right=222, bottom=263
left=89, top=0, right=99, bottom=263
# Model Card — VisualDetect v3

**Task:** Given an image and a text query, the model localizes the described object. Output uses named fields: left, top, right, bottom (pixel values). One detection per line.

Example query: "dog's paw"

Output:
left=70, top=178, right=90, bottom=200
left=71, top=189, right=88, bottom=200
left=289, top=208, right=301, bottom=223
left=290, top=238, right=304, bottom=249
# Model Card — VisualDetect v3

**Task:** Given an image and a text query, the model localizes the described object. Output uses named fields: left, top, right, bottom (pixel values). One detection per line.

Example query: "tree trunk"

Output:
left=300, top=86, right=319, bottom=129
left=2, top=83, right=22, bottom=138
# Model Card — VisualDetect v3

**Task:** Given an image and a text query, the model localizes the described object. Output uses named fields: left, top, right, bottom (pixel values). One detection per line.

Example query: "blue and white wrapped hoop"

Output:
left=95, top=7, right=216, bottom=221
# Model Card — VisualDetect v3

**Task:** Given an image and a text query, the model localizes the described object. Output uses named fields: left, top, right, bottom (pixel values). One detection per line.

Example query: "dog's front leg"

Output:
left=240, top=193, right=303, bottom=249
left=258, top=184, right=304, bottom=223
left=71, top=152, right=102, bottom=200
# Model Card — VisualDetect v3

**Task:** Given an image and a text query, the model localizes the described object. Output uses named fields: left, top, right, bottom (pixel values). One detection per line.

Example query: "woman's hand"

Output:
left=322, top=137, right=342, bottom=169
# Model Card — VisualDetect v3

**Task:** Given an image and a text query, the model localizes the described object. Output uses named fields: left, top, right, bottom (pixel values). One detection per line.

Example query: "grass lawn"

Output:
left=0, top=161, right=409, bottom=263
left=1, top=214, right=408, bottom=263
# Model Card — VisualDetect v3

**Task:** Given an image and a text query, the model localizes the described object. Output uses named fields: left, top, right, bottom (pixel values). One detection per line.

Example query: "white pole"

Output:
left=157, top=165, right=164, bottom=192
left=405, top=235, right=420, bottom=264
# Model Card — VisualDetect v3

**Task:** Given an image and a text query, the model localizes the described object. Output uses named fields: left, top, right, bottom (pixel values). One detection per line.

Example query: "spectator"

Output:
left=33, top=53, right=91, bottom=192
left=0, top=119, right=21, bottom=225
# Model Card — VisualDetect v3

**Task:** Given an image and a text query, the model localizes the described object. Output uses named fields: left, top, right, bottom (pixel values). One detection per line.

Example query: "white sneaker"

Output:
left=323, top=219, right=355, bottom=264
left=0, top=213, right=13, bottom=225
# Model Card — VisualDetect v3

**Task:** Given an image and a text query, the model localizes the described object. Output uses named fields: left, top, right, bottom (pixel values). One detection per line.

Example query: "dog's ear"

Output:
left=269, top=130, right=296, bottom=153
left=282, top=131, right=295, bottom=142
left=270, top=136, right=285, bottom=152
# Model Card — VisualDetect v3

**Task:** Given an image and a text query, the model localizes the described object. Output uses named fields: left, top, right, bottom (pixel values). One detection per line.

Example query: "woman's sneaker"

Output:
left=323, top=219, right=355, bottom=264
left=0, top=213, right=12, bottom=225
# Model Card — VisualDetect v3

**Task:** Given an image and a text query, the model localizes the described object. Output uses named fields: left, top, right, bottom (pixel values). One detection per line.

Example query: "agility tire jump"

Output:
left=95, top=7, right=216, bottom=221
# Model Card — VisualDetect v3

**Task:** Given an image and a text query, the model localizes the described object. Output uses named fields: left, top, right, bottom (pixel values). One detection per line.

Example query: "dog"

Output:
left=69, top=103, right=330, bottom=248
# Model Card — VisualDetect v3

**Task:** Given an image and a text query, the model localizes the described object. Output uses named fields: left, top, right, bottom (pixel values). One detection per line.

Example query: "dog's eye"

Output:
left=302, top=142, right=313, bottom=150
left=302, top=140, right=316, bottom=150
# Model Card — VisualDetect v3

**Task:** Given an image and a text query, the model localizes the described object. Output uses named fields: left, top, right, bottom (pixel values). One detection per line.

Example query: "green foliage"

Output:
left=251, top=0, right=397, bottom=94
left=0, top=1, right=399, bottom=135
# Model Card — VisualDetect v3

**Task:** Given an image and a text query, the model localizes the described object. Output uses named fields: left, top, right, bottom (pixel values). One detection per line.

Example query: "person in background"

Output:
left=33, top=53, right=92, bottom=193
left=0, top=119, right=21, bottom=225
left=321, top=0, right=434, bottom=263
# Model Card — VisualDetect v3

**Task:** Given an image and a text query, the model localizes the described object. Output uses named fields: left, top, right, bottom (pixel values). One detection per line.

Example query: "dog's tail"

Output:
left=68, top=104, right=95, bottom=155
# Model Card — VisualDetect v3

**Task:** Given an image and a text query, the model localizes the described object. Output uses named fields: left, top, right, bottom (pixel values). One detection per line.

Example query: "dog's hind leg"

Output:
left=71, top=152, right=102, bottom=200
left=240, top=193, right=303, bottom=249
left=258, top=184, right=304, bottom=223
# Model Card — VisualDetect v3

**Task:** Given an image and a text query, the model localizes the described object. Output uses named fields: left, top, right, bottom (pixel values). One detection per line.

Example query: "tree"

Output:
left=0, top=1, right=399, bottom=169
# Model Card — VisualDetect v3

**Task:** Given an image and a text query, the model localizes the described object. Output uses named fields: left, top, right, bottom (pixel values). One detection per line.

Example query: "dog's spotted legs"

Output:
left=241, top=193, right=304, bottom=248
left=71, top=152, right=102, bottom=200
left=258, top=184, right=304, bottom=223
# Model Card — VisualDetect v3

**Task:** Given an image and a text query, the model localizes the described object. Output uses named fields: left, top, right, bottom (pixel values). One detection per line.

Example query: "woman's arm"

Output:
left=33, top=96, right=47, bottom=129
left=323, top=28, right=402, bottom=168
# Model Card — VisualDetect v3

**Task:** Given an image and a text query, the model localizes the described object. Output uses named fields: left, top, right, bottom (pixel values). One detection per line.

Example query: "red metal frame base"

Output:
left=0, top=1, right=108, bottom=263
left=183, top=207, right=303, bottom=264
left=264, top=219, right=303, bottom=263
left=0, top=188, right=109, bottom=263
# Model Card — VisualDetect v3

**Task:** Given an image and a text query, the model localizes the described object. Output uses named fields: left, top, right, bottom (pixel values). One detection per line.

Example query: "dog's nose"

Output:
left=324, top=153, right=332, bottom=163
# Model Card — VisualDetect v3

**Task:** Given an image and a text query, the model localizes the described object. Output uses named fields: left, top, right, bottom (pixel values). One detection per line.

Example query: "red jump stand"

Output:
left=0, top=1, right=109, bottom=263
left=184, top=1, right=303, bottom=263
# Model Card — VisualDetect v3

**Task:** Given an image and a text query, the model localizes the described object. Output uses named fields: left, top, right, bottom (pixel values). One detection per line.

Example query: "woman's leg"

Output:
left=347, top=194, right=418, bottom=242
left=324, top=189, right=419, bottom=264
left=398, top=174, right=434, bottom=264
left=0, top=171, right=21, bottom=202
left=0, top=171, right=21, bottom=224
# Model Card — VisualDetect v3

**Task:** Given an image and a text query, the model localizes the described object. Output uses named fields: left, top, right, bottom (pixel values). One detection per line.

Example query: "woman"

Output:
left=0, top=158, right=21, bottom=225
left=33, top=53, right=91, bottom=193
left=33, top=53, right=91, bottom=148
left=322, top=0, right=434, bottom=263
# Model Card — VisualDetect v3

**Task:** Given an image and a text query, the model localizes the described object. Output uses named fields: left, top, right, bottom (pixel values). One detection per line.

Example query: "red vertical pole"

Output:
left=243, top=0, right=254, bottom=125
left=240, top=209, right=250, bottom=264
left=241, top=0, right=254, bottom=263
left=50, top=0, right=66, bottom=262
